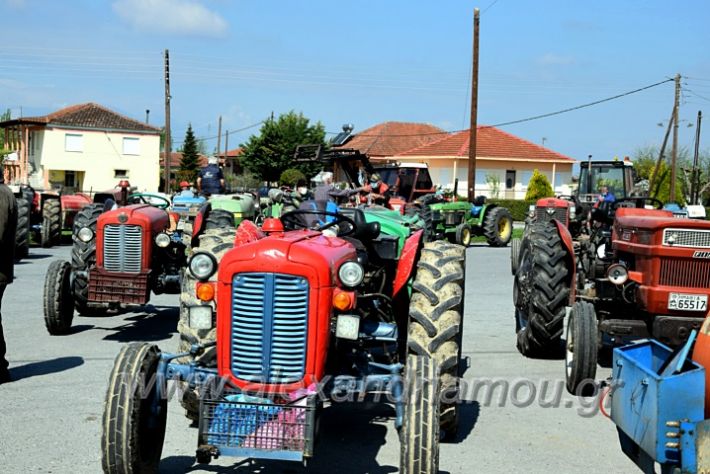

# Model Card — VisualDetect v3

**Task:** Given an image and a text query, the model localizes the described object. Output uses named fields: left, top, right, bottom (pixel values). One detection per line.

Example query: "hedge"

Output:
left=489, top=199, right=535, bottom=221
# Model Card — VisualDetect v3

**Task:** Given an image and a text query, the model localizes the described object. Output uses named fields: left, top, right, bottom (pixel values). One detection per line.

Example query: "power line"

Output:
left=174, top=120, right=265, bottom=145
left=684, top=88, right=710, bottom=104
left=482, top=0, right=502, bottom=14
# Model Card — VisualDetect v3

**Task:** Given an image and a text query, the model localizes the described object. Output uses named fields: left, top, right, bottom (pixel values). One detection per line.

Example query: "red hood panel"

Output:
left=615, top=208, right=710, bottom=232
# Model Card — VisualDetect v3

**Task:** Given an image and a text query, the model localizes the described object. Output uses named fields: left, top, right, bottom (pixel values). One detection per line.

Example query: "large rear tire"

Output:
left=408, top=240, right=465, bottom=441
left=205, top=208, right=235, bottom=230
left=41, top=198, right=62, bottom=248
left=43, top=260, right=74, bottom=335
left=565, top=301, right=598, bottom=396
left=15, top=197, right=30, bottom=260
left=399, top=354, right=440, bottom=474
left=102, top=343, right=167, bottom=474
left=515, top=222, right=570, bottom=357
left=483, top=206, right=513, bottom=247
left=71, top=203, right=104, bottom=314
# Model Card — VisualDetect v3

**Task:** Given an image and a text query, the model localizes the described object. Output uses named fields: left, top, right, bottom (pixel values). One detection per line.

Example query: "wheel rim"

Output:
left=462, top=228, right=471, bottom=246
left=498, top=217, right=512, bottom=240
left=565, top=312, right=575, bottom=378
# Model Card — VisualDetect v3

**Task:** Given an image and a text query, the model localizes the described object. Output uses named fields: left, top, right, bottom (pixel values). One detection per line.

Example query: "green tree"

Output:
left=240, top=111, right=326, bottom=182
left=178, top=124, right=201, bottom=183
left=0, top=109, right=11, bottom=160
left=632, top=146, right=688, bottom=205
left=525, top=169, right=554, bottom=200
left=279, top=168, right=306, bottom=187
left=485, top=173, right=501, bottom=199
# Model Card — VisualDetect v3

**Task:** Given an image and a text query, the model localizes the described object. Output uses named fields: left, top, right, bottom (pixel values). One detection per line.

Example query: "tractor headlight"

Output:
left=188, top=252, right=217, bottom=281
left=528, top=205, right=535, bottom=218
left=77, top=227, right=94, bottom=242
left=570, top=205, right=576, bottom=220
left=607, top=263, right=629, bottom=285
left=338, top=261, right=364, bottom=288
left=155, top=232, right=171, bottom=248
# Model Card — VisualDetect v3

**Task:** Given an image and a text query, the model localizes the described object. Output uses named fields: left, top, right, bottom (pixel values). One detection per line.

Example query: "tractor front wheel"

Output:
left=510, top=237, right=521, bottom=275
left=71, top=203, right=104, bottom=314
left=41, top=199, right=62, bottom=248
left=15, top=198, right=30, bottom=260
left=483, top=206, right=513, bottom=247
left=205, top=208, right=235, bottom=230
left=565, top=301, right=598, bottom=396
left=102, top=343, right=167, bottom=474
left=455, top=223, right=471, bottom=247
left=43, top=260, right=74, bottom=335
left=400, top=354, right=440, bottom=474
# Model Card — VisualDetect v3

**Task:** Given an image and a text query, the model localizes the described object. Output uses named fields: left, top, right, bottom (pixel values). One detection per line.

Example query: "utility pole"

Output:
left=649, top=108, right=675, bottom=197
left=163, top=49, right=172, bottom=194
left=216, top=115, right=222, bottom=158
left=669, top=73, right=681, bottom=202
left=224, top=130, right=230, bottom=172
left=692, top=111, right=703, bottom=204
left=467, top=7, right=480, bottom=202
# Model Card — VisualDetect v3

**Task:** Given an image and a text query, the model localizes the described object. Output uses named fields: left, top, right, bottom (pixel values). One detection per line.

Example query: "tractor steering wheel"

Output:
left=128, top=193, right=171, bottom=210
left=280, top=210, right=357, bottom=237
left=613, top=196, right=664, bottom=210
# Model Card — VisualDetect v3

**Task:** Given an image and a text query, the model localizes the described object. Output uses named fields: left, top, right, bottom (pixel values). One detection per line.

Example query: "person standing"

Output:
left=314, top=171, right=369, bottom=202
left=0, top=172, right=17, bottom=384
left=196, top=156, right=225, bottom=196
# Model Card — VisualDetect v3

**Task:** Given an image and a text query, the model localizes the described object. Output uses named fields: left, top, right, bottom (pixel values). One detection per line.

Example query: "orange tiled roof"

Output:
left=159, top=152, right=208, bottom=168
left=399, top=126, right=575, bottom=162
left=218, top=147, right=243, bottom=158
left=19, top=102, right=160, bottom=133
left=335, top=121, right=446, bottom=157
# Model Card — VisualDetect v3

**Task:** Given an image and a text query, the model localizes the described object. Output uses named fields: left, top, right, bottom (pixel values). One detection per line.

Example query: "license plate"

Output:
left=668, top=293, right=708, bottom=311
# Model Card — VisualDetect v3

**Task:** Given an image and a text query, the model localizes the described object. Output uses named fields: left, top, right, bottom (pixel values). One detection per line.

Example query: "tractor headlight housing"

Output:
left=338, top=261, right=364, bottom=288
left=607, top=263, right=629, bottom=285
left=155, top=232, right=171, bottom=248
left=570, top=205, right=576, bottom=220
left=77, top=227, right=94, bottom=242
left=528, top=205, right=536, bottom=218
left=188, top=252, right=217, bottom=281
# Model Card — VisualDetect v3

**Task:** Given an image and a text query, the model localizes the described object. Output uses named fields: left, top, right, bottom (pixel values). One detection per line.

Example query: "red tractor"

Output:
left=100, top=205, right=466, bottom=473
left=10, top=184, right=92, bottom=258
left=514, top=194, right=710, bottom=395
left=42, top=180, right=233, bottom=335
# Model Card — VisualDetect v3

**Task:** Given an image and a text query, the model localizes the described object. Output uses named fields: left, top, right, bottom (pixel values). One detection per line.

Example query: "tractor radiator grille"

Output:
left=103, top=225, right=142, bottom=273
left=231, top=273, right=309, bottom=384
left=659, top=258, right=710, bottom=289
left=662, top=228, right=710, bottom=248
left=536, top=207, right=568, bottom=226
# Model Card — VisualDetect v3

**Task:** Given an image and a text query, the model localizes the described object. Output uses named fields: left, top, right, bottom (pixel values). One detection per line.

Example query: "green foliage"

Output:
left=0, top=109, right=11, bottom=159
left=224, top=170, right=261, bottom=192
left=178, top=124, right=201, bottom=183
left=240, top=111, right=326, bottom=182
left=485, top=173, right=501, bottom=199
left=279, top=168, right=306, bottom=187
left=632, top=146, right=686, bottom=205
left=524, top=169, right=554, bottom=200
left=489, top=199, right=536, bottom=221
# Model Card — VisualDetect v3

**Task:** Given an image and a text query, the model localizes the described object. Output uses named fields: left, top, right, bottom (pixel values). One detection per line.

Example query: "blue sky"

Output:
left=2, top=0, right=709, bottom=164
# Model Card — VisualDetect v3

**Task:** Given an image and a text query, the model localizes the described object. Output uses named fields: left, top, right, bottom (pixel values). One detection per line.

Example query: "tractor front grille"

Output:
left=443, top=211, right=466, bottom=226
left=659, top=258, right=710, bottom=289
left=536, top=207, right=568, bottom=226
left=663, top=228, right=710, bottom=248
left=103, top=224, right=142, bottom=273
left=231, top=273, right=309, bottom=384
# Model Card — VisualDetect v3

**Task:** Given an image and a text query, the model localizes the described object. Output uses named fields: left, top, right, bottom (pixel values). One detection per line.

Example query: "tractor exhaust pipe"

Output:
left=453, top=178, right=459, bottom=201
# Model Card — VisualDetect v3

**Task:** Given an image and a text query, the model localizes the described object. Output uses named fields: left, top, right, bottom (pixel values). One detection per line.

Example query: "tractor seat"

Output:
left=473, top=195, right=487, bottom=206
left=338, top=208, right=381, bottom=240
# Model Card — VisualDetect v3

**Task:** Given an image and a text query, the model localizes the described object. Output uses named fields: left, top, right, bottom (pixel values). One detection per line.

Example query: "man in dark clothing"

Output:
left=197, top=156, right=225, bottom=196
left=0, top=172, right=17, bottom=384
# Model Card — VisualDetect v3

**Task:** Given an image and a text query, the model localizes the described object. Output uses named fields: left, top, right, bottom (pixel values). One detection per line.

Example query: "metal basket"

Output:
left=197, top=391, right=317, bottom=462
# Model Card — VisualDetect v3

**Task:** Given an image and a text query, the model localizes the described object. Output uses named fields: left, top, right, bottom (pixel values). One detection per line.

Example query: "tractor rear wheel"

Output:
left=400, top=354, right=440, bottom=474
left=515, top=222, right=570, bottom=357
left=407, top=240, right=465, bottom=441
left=102, top=343, right=167, bottom=474
left=41, top=199, right=62, bottom=248
left=565, top=301, right=598, bottom=396
left=483, top=206, right=513, bottom=247
left=205, top=208, right=234, bottom=230
left=43, top=260, right=74, bottom=335
left=510, top=237, right=521, bottom=275
left=455, top=223, right=471, bottom=247
left=15, top=198, right=30, bottom=261
left=71, top=203, right=104, bottom=315
left=178, top=227, right=234, bottom=420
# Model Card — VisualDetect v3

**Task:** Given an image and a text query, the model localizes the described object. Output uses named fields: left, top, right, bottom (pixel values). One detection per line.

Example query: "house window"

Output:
left=64, top=170, right=76, bottom=187
left=506, top=170, right=516, bottom=189
left=114, top=169, right=129, bottom=178
left=65, top=133, right=83, bottom=152
left=122, top=137, right=140, bottom=155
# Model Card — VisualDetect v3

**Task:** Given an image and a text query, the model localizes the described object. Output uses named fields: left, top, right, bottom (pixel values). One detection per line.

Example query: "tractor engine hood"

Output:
left=614, top=208, right=710, bottom=232
left=97, top=204, right=169, bottom=234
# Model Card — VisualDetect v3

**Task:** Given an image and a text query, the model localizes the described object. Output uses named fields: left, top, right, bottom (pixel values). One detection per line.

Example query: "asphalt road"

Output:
left=0, top=244, right=639, bottom=473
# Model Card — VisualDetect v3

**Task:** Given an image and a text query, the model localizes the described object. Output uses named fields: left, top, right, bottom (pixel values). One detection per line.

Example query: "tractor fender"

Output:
left=233, top=219, right=265, bottom=247
left=191, top=202, right=212, bottom=248
left=392, top=229, right=424, bottom=298
left=552, top=219, right=577, bottom=303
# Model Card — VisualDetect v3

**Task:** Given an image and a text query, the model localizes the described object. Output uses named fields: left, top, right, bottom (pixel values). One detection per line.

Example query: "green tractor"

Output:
left=206, top=193, right=258, bottom=227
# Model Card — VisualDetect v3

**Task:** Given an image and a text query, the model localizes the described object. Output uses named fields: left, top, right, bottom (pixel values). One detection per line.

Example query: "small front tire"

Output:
left=43, top=260, right=74, bottom=335
left=455, top=223, right=472, bottom=247
left=565, top=301, right=598, bottom=396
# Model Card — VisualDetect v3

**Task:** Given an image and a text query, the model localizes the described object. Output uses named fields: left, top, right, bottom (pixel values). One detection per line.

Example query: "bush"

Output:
left=489, top=199, right=535, bottom=221
left=279, top=168, right=306, bottom=188
left=525, top=169, right=554, bottom=200
left=225, top=170, right=261, bottom=193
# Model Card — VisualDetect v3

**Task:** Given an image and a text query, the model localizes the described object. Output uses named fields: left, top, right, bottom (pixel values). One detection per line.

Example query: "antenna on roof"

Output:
left=330, top=123, right=354, bottom=146
left=145, top=109, right=150, bottom=124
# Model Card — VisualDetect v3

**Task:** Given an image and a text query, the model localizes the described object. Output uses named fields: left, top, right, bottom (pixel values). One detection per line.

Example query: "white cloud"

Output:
left=536, top=53, right=575, bottom=67
left=112, top=0, right=228, bottom=37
